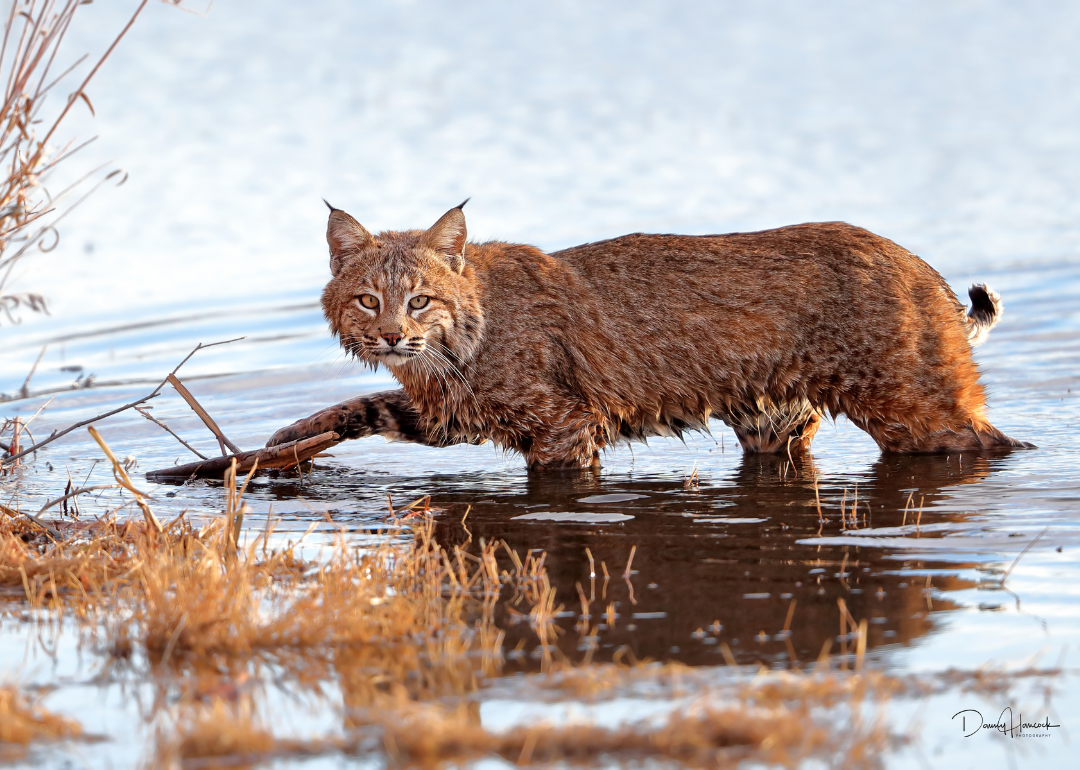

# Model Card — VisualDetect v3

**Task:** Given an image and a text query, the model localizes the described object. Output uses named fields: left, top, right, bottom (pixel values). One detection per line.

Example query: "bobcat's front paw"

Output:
left=266, top=409, right=344, bottom=448
left=266, top=423, right=306, bottom=448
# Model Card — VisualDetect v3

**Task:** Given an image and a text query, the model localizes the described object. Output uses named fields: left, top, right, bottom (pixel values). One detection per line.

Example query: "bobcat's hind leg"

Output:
left=857, top=417, right=1035, bottom=453
left=266, top=389, right=452, bottom=448
left=723, top=398, right=822, bottom=456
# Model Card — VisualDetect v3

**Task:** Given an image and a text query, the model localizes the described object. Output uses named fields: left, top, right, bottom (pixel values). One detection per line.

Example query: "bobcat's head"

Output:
left=321, top=202, right=485, bottom=373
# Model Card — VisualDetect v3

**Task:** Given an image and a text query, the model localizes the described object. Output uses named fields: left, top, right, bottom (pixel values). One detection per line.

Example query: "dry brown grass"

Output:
left=153, top=697, right=343, bottom=770
left=146, top=659, right=1069, bottom=769
left=0, top=684, right=82, bottom=760
left=126, top=516, right=513, bottom=663
left=0, top=514, right=145, bottom=611
left=358, top=675, right=897, bottom=769
left=150, top=667, right=898, bottom=769
left=1, top=488, right=543, bottom=669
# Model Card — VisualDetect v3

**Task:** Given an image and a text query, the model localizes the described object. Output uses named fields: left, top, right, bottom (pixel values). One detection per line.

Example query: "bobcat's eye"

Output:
left=408, top=295, right=430, bottom=310
left=358, top=294, right=379, bottom=310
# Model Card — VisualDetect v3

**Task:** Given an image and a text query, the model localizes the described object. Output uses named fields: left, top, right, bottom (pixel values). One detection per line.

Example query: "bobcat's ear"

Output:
left=325, top=203, right=372, bottom=276
left=420, top=199, right=469, bottom=274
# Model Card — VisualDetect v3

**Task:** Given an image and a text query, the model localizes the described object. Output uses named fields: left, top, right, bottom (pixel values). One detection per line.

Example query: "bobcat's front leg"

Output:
left=524, top=406, right=604, bottom=471
left=266, top=389, right=442, bottom=448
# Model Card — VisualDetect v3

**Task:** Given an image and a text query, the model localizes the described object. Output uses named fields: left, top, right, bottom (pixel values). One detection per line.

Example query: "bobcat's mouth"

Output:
left=372, top=348, right=418, bottom=366
left=350, top=334, right=427, bottom=366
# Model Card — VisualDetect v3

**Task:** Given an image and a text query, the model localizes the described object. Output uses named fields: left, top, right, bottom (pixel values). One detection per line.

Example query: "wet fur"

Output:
left=268, top=208, right=1032, bottom=469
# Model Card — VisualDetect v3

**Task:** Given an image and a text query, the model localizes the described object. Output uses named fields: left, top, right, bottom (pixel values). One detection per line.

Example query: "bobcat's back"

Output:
left=500, top=222, right=984, bottom=445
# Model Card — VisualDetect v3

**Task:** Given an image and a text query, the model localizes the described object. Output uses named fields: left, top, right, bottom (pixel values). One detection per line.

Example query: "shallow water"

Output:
left=3, top=257, right=1078, bottom=767
left=2, top=0, right=1080, bottom=766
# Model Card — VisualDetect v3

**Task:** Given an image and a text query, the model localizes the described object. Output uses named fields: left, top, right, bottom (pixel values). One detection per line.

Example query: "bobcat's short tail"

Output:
left=965, top=283, right=1002, bottom=346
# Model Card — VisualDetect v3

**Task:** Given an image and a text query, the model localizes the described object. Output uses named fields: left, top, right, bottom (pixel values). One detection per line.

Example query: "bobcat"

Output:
left=266, top=202, right=1032, bottom=470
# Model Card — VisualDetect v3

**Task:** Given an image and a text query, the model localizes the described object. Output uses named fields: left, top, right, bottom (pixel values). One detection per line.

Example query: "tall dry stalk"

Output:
left=0, top=0, right=162, bottom=324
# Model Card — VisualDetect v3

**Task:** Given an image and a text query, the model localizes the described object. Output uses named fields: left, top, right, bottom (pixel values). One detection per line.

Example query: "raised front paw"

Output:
left=265, top=408, right=344, bottom=447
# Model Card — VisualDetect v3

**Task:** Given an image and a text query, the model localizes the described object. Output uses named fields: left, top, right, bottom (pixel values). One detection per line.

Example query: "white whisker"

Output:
left=425, top=343, right=475, bottom=397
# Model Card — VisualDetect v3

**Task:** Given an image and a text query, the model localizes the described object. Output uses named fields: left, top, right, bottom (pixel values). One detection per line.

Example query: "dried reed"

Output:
left=147, top=663, right=902, bottom=769
left=0, top=683, right=82, bottom=759
left=153, top=697, right=342, bottom=769
left=359, top=688, right=895, bottom=769
left=0, top=0, right=162, bottom=321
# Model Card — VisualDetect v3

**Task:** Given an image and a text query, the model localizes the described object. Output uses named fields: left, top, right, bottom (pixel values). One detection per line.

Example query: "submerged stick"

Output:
left=145, top=432, right=339, bottom=481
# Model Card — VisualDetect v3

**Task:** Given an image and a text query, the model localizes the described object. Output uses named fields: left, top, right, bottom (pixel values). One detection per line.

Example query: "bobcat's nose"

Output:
left=382, top=332, right=403, bottom=347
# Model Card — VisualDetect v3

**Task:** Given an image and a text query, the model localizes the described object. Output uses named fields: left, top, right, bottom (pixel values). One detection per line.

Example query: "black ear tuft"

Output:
left=455, top=198, right=470, bottom=211
left=323, top=199, right=338, bottom=212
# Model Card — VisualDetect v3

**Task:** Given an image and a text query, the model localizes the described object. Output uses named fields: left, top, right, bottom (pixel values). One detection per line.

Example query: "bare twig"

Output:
left=167, top=373, right=242, bottom=455
left=19, top=396, right=54, bottom=429
left=0, top=338, right=244, bottom=468
left=683, top=462, right=699, bottom=489
left=1000, top=526, right=1052, bottom=584
left=854, top=618, right=868, bottom=671
left=38, top=1, right=152, bottom=151
left=783, top=598, right=797, bottom=634
left=135, top=404, right=208, bottom=460
left=8, top=416, right=20, bottom=466
left=19, top=344, right=46, bottom=397
left=36, top=484, right=120, bottom=516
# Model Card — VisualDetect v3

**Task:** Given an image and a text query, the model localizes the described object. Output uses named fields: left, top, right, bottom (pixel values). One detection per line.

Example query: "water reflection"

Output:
left=255, top=449, right=1024, bottom=669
